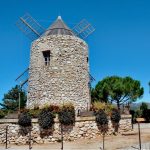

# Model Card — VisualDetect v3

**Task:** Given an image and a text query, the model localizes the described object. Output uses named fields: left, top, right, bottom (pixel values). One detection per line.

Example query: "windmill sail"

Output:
left=15, top=68, right=29, bottom=90
left=16, top=13, right=45, bottom=40
left=72, top=19, right=95, bottom=39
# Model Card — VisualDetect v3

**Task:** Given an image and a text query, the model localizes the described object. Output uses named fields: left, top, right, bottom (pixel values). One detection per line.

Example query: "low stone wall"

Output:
left=0, top=115, right=132, bottom=145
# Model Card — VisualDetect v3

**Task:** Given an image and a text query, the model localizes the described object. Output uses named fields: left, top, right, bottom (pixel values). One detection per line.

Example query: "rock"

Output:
left=51, top=138, right=56, bottom=142
left=36, top=136, right=41, bottom=141
left=79, top=131, right=84, bottom=135
left=122, top=131, right=137, bottom=136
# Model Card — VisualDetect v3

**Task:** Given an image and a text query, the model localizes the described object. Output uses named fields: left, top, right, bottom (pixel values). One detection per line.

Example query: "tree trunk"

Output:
left=117, top=100, right=120, bottom=111
left=111, top=100, right=113, bottom=104
left=103, top=133, right=105, bottom=150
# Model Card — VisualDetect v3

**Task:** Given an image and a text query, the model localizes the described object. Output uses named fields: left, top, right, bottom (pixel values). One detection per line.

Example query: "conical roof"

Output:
left=44, top=16, right=75, bottom=36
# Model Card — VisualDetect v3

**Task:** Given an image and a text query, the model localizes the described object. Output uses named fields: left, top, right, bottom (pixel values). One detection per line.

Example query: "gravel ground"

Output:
left=121, top=143, right=150, bottom=150
left=0, top=123, right=149, bottom=150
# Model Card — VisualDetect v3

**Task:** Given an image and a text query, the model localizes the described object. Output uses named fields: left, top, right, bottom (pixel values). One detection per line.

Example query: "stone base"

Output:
left=0, top=115, right=132, bottom=145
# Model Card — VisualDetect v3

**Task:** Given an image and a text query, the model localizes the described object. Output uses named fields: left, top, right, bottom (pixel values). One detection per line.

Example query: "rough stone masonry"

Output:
left=27, top=23, right=91, bottom=110
left=0, top=115, right=132, bottom=145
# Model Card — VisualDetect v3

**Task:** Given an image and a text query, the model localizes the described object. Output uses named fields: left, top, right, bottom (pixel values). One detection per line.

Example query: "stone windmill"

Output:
left=16, top=14, right=95, bottom=111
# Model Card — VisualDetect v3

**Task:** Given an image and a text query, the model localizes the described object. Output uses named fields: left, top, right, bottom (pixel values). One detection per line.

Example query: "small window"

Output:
left=87, top=57, right=89, bottom=63
left=42, top=50, right=50, bottom=66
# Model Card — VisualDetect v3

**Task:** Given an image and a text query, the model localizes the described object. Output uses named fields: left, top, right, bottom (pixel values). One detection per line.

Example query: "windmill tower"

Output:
left=16, top=14, right=95, bottom=111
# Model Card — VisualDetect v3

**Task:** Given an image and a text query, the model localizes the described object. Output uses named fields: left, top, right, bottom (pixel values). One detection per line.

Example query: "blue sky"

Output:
left=0, top=0, right=150, bottom=103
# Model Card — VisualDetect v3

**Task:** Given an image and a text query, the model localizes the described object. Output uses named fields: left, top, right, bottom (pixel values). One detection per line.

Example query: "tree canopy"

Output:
left=140, top=102, right=148, bottom=112
left=91, top=76, right=144, bottom=109
left=0, top=85, right=27, bottom=110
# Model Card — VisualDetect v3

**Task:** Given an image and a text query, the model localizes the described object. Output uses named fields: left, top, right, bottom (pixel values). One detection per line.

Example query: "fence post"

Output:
left=102, top=133, right=105, bottom=150
left=5, top=125, right=8, bottom=149
left=131, top=114, right=134, bottom=129
left=138, top=122, right=141, bottom=150
left=29, top=128, right=32, bottom=150
left=136, top=118, right=145, bottom=150
left=61, top=124, right=63, bottom=150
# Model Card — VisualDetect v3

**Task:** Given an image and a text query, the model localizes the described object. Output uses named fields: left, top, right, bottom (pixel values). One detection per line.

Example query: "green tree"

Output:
left=140, top=102, right=148, bottom=112
left=92, top=76, right=144, bottom=110
left=91, top=86, right=109, bottom=103
left=0, top=85, right=27, bottom=110
left=140, top=102, right=149, bottom=121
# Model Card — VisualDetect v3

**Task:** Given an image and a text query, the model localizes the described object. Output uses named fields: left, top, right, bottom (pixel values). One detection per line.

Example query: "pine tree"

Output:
left=0, top=85, right=27, bottom=110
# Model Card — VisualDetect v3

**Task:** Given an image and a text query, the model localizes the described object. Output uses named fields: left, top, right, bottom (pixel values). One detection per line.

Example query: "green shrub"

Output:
left=58, top=103, right=75, bottom=126
left=143, top=109, right=150, bottom=122
left=91, top=102, right=114, bottom=115
left=111, top=109, right=121, bottom=123
left=18, top=112, right=32, bottom=127
left=139, top=102, right=149, bottom=122
left=134, top=109, right=142, bottom=118
left=20, top=108, right=29, bottom=113
left=28, top=109, right=41, bottom=118
left=0, top=110, right=5, bottom=119
left=41, top=104, right=60, bottom=114
left=38, top=108, right=55, bottom=129
left=95, top=109, right=108, bottom=125
left=95, top=109, right=108, bottom=133
left=140, top=102, right=148, bottom=112
left=110, top=109, right=121, bottom=132
left=48, top=105, right=60, bottom=113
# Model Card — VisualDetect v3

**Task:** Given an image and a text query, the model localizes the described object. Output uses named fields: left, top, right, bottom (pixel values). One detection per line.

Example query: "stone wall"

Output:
left=0, top=115, right=132, bottom=145
left=27, top=35, right=90, bottom=111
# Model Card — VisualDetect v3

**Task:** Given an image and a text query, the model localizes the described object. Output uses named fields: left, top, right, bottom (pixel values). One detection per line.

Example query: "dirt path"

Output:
left=0, top=124, right=150, bottom=150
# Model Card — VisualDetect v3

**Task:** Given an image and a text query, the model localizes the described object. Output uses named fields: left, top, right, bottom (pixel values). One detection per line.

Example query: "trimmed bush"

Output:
left=110, top=109, right=121, bottom=132
left=95, top=109, right=108, bottom=133
left=38, top=108, right=55, bottom=129
left=95, top=109, right=108, bottom=150
left=58, top=103, right=75, bottom=126
left=96, top=109, right=108, bottom=125
left=18, top=112, right=32, bottom=127
left=111, top=109, right=121, bottom=123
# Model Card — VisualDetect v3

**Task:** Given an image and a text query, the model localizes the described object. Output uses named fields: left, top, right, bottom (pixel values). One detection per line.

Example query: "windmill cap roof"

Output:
left=44, top=16, right=75, bottom=36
